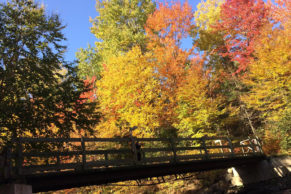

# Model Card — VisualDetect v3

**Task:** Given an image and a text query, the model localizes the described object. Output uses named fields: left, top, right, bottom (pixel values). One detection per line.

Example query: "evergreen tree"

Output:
left=0, top=0, right=99, bottom=143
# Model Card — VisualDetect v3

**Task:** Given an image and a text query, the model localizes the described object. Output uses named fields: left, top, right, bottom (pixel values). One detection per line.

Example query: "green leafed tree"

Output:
left=76, top=0, right=155, bottom=79
left=0, top=0, right=99, bottom=144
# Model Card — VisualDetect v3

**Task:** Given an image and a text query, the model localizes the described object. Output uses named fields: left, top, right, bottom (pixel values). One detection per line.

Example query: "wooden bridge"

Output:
left=0, top=136, right=265, bottom=192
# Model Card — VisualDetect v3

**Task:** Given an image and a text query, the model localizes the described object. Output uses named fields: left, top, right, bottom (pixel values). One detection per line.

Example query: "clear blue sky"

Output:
left=1, top=0, right=201, bottom=62
left=35, top=0, right=99, bottom=62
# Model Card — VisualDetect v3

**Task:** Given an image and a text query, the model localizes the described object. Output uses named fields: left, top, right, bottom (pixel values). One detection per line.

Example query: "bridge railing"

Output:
left=0, top=136, right=263, bottom=179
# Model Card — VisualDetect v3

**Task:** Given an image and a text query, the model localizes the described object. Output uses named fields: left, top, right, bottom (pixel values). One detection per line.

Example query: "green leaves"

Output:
left=0, top=0, right=99, bottom=143
left=76, top=0, right=155, bottom=79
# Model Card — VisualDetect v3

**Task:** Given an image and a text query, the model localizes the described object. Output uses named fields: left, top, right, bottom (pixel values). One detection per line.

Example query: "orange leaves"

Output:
left=268, top=0, right=290, bottom=26
left=262, top=130, right=281, bottom=155
left=145, top=0, right=195, bottom=86
left=146, top=1, right=193, bottom=45
left=84, top=0, right=289, bottom=144
left=80, top=76, right=97, bottom=103
left=144, top=1, right=196, bottom=128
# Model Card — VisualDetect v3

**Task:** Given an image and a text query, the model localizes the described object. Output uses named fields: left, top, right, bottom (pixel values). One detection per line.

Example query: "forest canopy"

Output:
left=77, top=0, right=290, bottom=153
left=0, top=0, right=289, bottom=154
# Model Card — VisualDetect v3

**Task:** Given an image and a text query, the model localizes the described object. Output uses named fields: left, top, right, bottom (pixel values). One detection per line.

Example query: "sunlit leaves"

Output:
left=145, top=1, right=195, bottom=129
left=175, top=64, right=223, bottom=137
left=194, top=0, right=225, bottom=31
left=96, top=47, right=162, bottom=137
left=215, top=0, right=269, bottom=73
left=74, top=0, right=290, bottom=153
left=76, top=0, right=155, bottom=79
left=241, top=23, right=291, bottom=122
left=0, top=0, right=99, bottom=142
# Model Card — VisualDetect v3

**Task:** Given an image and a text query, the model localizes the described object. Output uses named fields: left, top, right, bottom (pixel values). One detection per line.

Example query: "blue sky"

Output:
left=1, top=0, right=201, bottom=62
left=35, top=0, right=99, bottom=62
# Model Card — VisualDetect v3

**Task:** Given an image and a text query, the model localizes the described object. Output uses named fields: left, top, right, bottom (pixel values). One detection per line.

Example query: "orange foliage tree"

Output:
left=145, top=1, right=195, bottom=131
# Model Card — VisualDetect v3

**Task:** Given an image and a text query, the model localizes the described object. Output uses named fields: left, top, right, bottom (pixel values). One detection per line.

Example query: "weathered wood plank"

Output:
left=175, top=146, right=203, bottom=151
left=142, top=147, right=172, bottom=152
left=21, top=162, right=82, bottom=174
left=21, top=149, right=133, bottom=157
left=142, top=156, right=173, bottom=163
left=17, top=138, right=82, bottom=143
left=203, top=145, right=231, bottom=149
left=136, top=138, right=170, bottom=142
left=83, top=138, right=131, bottom=142
left=177, top=154, right=204, bottom=160
left=86, top=159, right=135, bottom=167
left=86, top=149, right=132, bottom=155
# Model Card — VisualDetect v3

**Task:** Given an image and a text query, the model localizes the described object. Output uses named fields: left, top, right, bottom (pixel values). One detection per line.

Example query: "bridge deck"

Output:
left=27, top=155, right=265, bottom=192
left=0, top=136, right=264, bottom=192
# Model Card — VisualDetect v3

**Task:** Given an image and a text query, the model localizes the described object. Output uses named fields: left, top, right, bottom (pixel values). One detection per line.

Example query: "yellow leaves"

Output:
left=194, top=0, right=225, bottom=31
left=242, top=23, right=291, bottom=122
left=174, top=66, right=222, bottom=136
left=96, top=47, right=162, bottom=137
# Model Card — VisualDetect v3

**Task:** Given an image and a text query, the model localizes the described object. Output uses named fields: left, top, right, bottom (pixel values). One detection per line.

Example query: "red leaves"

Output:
left=215, top=0, right=270, bottom=73
left=79, top=76, right=97, bottom=103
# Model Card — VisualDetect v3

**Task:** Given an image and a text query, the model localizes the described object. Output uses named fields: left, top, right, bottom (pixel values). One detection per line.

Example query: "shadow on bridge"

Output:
left=0, top=136, right=265, bottom=192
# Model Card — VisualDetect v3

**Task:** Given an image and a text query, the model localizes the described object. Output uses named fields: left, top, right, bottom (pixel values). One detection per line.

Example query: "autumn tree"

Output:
left=242, top=27, right=290, bottom=122
left=0, top=0, right=99, bottom=144
left=193, top=0, right=225, bottom=51
left=77, top=0, right=155, bottom=79
left=241, top=1, right=290, bottom=151
left=192, top=0, right=242, bottom=136
left=96, top=47, right=162, bottom=137
left=174, top=64, right=224, bottom=138
left=215, top=0, right=269, bottom=73
left=145, top=1, right=195, bottom=133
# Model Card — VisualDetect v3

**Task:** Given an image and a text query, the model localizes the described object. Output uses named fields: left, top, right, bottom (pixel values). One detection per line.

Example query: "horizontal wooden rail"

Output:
left=0, top=136, right=263, bottom=179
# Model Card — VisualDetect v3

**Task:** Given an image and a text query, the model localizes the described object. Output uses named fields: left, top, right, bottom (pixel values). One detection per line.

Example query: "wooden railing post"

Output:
left=56, top=155, right=60, bottom=171
left=81, top=137, right=86, bottom=170
left=6, top=147, right=12, bottom=179
left=201, top=137, right=209, bottom=160
left=227, top=137, right=234, bottom=157
left=16, top=138, right=23, bottom=176
left=131, top=137, right=137, bottom=163
left=256, top=137, right=263, bottom=154
left=0, top=146, right=12, bottom=180
left=104, top=153, right=109, bottom=168
left=249, top=138, right=256, bottom=155
left=169, top=138, right=177, bottom=163
left=142, top=151, right=146, bottom=163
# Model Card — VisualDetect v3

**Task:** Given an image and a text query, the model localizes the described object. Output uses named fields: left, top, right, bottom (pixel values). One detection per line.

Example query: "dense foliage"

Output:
left=0, top=0, right=99, bottom=144
left=0, top=0, right=289, bottom=193
left=0, top=0, right=289, bottom=154
left=77, top=0, right=290, bottom=154
left=76, top=0, right=155, bottom=79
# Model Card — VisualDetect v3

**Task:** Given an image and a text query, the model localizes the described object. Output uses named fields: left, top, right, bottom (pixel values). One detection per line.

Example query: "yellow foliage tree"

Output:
left=96, top=47, right=162, bottom=137
left=194, top=0, right=225, bottom=31
left=174, top=65, right=223, bottom=137
left=241, top=23, right=291, bottom=122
